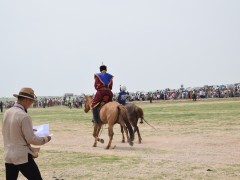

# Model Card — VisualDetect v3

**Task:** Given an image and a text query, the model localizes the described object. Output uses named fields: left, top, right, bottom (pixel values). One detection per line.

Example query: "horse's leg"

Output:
left=106, top=124, right=114, bottom=149
left=133, top=126, right=137, bottom=141
left=120, top=125, right=125, bottom=143
left=133, top=118, right=142, bottom=143
left=119, top=121, right=133, bottom=146
left=135, top=126, right=142, bottom=144
left=96, top=124, right=104, bottom=144
left=92, top=123, right=101, bottom=147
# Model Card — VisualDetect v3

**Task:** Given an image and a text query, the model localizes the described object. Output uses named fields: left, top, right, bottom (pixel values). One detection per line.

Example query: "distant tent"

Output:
left=64, top=93, right=74, bottom=97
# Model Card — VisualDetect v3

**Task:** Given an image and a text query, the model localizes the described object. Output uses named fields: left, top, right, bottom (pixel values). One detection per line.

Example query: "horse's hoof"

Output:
left=105, top=146, right=110, bottom=149
left=122, top=140, right=125, bottom=143
left=93, top=144, right=97, bottom=147
left=129, top=141, right=134, bottom=146
left=100, top=139, right=104, bottom=143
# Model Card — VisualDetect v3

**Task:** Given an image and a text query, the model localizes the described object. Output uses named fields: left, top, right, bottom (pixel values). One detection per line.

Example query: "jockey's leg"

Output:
left=92, top=107, right=99, bottom=123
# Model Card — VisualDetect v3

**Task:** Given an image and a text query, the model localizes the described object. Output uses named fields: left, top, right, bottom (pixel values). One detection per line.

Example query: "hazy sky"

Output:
left=1, top=0, right=239, bottom=97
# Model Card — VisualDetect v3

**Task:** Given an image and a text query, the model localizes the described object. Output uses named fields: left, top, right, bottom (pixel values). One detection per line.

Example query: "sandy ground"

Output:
left=1, top=106, right=240, bottom=179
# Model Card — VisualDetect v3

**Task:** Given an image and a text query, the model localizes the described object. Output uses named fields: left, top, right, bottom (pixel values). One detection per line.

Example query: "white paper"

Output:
left=33, top=124, right=51, bottom=137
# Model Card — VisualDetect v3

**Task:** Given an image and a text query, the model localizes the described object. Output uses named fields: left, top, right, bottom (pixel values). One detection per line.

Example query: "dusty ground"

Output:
left=9, top=122, right=240, bottom=180
left=1, top=100, right=240, bottom=179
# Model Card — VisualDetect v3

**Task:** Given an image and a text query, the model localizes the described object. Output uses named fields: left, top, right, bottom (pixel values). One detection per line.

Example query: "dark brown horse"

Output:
left=121, top=103, right=148, bottom=144
left=84, top=95, right=134, bottom=149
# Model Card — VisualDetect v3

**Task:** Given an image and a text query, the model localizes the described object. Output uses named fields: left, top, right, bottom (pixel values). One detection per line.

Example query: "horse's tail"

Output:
left=135, top=105, right=156, bottom=130
left=118, top=105, right=134, bottom=141
left=135, top=105, right=144, bottom=122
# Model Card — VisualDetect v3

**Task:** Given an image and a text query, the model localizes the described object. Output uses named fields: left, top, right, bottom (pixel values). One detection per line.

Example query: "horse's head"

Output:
left=84, top=95, right=92, bottom=113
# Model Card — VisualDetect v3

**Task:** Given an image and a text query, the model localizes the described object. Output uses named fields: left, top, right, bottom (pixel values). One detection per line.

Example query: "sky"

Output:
left=1, top=0, right=240, bottom=97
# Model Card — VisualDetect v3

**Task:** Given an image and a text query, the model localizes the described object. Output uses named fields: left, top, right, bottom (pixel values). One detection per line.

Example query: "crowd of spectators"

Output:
left=115, top=83, right=240, bottom=102
left=0, top=96, right=84, bottom=109
left=1, top=101, right=15, bottom=109
left=1, top=83, right=240, bottom=110
left=34, top=96, right=84, bottom=108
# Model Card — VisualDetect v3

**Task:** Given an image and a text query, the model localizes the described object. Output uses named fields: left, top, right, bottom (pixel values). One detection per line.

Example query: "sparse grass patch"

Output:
left=1, top=98, right=240, bottom=179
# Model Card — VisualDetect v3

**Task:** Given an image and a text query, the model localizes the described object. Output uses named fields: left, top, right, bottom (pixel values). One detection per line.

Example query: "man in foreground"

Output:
left=2, top=87, right=51, bottom=180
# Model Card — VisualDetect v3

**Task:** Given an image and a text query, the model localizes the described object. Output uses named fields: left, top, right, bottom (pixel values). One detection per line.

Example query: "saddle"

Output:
left=96, top=98, right=109, bottom=115
left=93, top=96, right=111, bottom=123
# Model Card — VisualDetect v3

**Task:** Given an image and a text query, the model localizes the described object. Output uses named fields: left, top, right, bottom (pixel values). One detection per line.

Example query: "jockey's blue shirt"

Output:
left=96, top=72, right=113, bottom=87
left=117, top=91, right=128, bottom=105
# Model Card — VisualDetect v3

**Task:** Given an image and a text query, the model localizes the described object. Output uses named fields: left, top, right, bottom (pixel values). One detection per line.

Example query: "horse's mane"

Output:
left=85, top=95, right=93, bottom=101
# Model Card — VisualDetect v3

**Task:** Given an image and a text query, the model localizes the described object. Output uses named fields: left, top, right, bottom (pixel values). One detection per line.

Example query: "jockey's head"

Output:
left=100, top=64, right=107, bottom=72
left=120, top=85, right=127, bottom=91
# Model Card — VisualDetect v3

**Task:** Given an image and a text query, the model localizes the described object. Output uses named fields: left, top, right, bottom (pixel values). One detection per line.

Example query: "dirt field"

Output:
left=1, top=99, right=240, bottom=179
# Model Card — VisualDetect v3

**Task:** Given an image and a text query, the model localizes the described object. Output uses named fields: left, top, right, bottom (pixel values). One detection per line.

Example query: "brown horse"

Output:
left=121, top=103, right=148, bottom=144
left=84, top=95, right=134, bottom=149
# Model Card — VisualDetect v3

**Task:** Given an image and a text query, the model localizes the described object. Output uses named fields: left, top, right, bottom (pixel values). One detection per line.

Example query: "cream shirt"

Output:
left=2, top=103, right=49, bottom=165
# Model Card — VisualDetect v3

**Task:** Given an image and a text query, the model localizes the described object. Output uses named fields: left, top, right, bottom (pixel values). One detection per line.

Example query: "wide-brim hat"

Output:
left=13, top=87, right=36, bottom=100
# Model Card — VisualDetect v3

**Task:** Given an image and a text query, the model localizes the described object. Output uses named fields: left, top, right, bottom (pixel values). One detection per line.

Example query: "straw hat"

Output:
left=13, top=87, right=36, bottom=100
